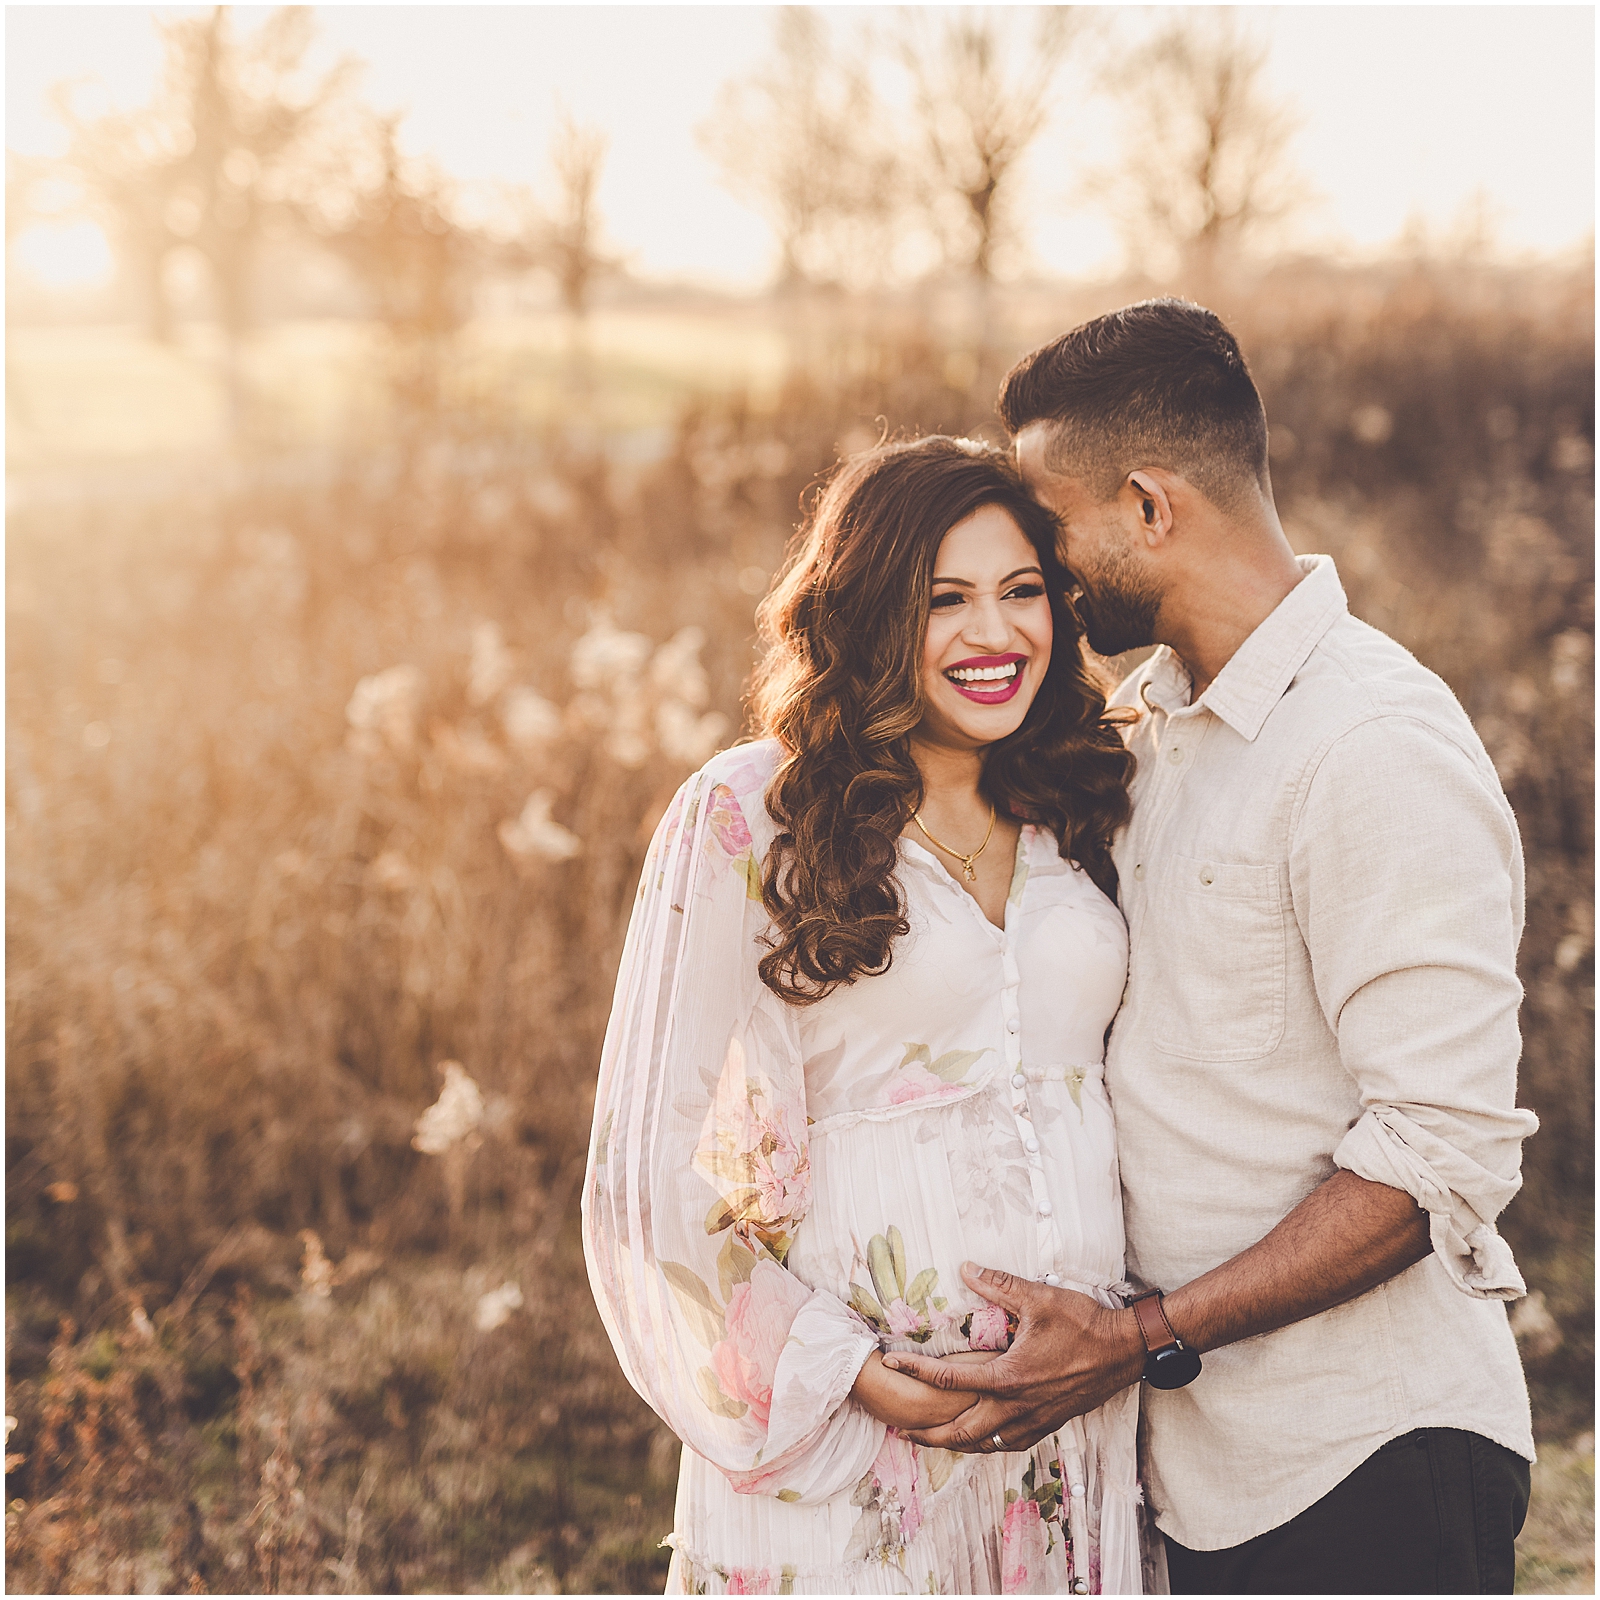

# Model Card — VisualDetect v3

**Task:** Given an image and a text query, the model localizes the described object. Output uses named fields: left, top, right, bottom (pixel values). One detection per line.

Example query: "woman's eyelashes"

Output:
left=929, top=582, right=1046, bottom=611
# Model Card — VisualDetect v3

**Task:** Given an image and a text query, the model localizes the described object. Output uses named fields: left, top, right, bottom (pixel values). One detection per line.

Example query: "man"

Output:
left=885, top=299, right=1537, bottom=1593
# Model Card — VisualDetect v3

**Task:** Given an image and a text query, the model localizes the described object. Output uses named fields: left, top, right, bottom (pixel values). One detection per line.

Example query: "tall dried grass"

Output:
left=6, top=258, right=1592, bottom=1591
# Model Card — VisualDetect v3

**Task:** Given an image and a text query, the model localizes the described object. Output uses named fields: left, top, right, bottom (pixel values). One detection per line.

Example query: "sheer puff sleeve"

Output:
left=582, top=743, right=886, bottom=1501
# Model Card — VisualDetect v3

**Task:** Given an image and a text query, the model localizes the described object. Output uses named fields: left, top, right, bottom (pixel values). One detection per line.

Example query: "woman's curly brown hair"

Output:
left=750, top=435, right=1135, bottom=1005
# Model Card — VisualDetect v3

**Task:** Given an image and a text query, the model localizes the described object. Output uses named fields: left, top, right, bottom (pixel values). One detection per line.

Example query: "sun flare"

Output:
left=10, top=221, right=116, bottom=289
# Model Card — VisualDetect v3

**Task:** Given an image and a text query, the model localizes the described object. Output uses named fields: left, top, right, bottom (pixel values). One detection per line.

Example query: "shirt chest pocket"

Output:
left=1151, top=855, right=1288, bottom=1062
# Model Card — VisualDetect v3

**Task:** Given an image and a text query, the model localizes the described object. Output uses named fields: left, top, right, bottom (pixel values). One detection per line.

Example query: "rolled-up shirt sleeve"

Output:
left=1289, top=714, right=1539, bottom=1299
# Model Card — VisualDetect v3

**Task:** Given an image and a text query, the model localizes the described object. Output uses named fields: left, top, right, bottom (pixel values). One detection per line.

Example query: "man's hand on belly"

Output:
left=887, top=1172, right=1434, bottom=1454
left=883, top=1264, right=1145, bottom=1453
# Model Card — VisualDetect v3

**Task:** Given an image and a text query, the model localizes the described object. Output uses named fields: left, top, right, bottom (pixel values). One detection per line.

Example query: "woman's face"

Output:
left=916, top=503, right=1054, bottom=752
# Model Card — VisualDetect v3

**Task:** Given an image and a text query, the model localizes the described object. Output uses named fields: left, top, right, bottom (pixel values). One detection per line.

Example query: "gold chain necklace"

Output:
left=912, top=804, right=997, bottom=883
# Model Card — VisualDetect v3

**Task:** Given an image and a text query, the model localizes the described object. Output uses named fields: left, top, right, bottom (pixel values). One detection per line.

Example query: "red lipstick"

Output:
left=943, top=652, right=1027, bottom=705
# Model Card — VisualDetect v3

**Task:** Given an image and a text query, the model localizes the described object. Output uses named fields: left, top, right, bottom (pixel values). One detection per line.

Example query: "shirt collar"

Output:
left=1138, top=555, right=1348, bottom=741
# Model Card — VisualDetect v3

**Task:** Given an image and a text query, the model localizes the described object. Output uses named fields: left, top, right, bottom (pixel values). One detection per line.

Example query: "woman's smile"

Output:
left=943, top=651, right=1028, bottom=703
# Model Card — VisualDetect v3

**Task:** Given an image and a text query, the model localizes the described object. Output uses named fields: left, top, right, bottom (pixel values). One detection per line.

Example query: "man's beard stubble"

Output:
left=1072, top=546, right=1163, bottom=659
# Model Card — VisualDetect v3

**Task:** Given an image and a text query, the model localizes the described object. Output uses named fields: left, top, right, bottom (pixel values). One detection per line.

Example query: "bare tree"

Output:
left=543, top=114, right=622, bottom=399
left=52, top=6, right=349, bottom=429
left=1103, top=9, right=1305, bottom=289
left=306, top=114, right=479, bottom=413
left=483, top=115, right=619, bottom=403
left=545, top=115, right=618, bottom=324
left=50, top=78, right=182, bottom=343
left=699, top=7, right=902, bottom=291
left=898, top=7, right=1079, bottom=286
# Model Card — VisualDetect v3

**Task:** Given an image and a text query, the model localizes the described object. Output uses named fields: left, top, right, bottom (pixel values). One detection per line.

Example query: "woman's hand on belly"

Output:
left=851, top=1351, right=979, bottom=1431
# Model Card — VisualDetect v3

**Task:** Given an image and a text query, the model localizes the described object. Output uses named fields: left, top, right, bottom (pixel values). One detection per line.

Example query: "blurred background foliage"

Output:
left=5, top=6, right=1593, bottom=1594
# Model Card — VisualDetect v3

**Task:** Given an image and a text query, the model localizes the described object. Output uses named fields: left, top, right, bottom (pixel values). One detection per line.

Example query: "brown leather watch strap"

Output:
left=1129, top=1288, right=1179, bottom=1354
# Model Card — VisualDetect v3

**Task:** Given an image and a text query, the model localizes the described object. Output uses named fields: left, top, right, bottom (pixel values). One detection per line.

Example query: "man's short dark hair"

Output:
left=998, top=298, right=1269, bottom=509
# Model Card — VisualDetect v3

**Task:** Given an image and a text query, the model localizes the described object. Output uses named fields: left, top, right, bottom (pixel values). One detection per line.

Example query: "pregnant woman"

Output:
left=584, top=436, right=1149, bottom=1594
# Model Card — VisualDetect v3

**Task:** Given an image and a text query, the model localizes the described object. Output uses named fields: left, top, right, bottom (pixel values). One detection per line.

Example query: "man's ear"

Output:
left=1125, top=471, right=1174, bottom=547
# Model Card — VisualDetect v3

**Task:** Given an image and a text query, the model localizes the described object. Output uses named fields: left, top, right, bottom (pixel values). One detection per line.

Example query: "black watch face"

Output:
left=1145, top=1343, right=1203, bottom=1390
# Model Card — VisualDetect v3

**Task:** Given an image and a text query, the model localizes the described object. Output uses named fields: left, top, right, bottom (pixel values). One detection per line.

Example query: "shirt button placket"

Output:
left=1028, top=1122, right=1060, bottom=1271
left=1001, top=960, right=1056, bottom=1275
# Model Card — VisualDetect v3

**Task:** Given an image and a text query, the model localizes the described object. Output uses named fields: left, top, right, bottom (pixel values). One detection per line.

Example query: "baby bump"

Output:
left=787, top=1080, right=1122, bottom=1358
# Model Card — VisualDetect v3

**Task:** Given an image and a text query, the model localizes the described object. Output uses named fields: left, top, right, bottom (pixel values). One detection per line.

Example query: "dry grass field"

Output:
left=6, top=259, right=1593, bottom=1591
left=5, top=305, right=790, bottom=477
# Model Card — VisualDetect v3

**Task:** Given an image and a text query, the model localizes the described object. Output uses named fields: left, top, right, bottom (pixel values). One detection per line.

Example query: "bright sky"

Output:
left=6, top=5, right=1595, bottom=291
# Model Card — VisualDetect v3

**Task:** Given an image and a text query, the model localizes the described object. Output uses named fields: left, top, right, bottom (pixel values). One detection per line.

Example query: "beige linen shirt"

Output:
left=1106, top=554, right=1537, bottom=1553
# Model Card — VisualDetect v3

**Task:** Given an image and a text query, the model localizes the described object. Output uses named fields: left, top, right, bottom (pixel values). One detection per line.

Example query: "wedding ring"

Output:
left=990, top=1432, right=1006, bottom=1452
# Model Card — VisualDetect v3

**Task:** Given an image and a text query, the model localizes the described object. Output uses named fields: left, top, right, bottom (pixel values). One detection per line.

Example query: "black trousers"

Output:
left=1164, top=1429, right=1532, bottom=1595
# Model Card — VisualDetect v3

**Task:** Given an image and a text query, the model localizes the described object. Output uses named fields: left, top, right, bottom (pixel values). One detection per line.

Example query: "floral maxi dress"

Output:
left=583, top=741, right=1153, bottom=1594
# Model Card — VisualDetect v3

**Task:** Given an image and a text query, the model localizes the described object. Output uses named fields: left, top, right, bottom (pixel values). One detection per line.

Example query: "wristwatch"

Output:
left=1128, top=1288, right=1203, bottom=1389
